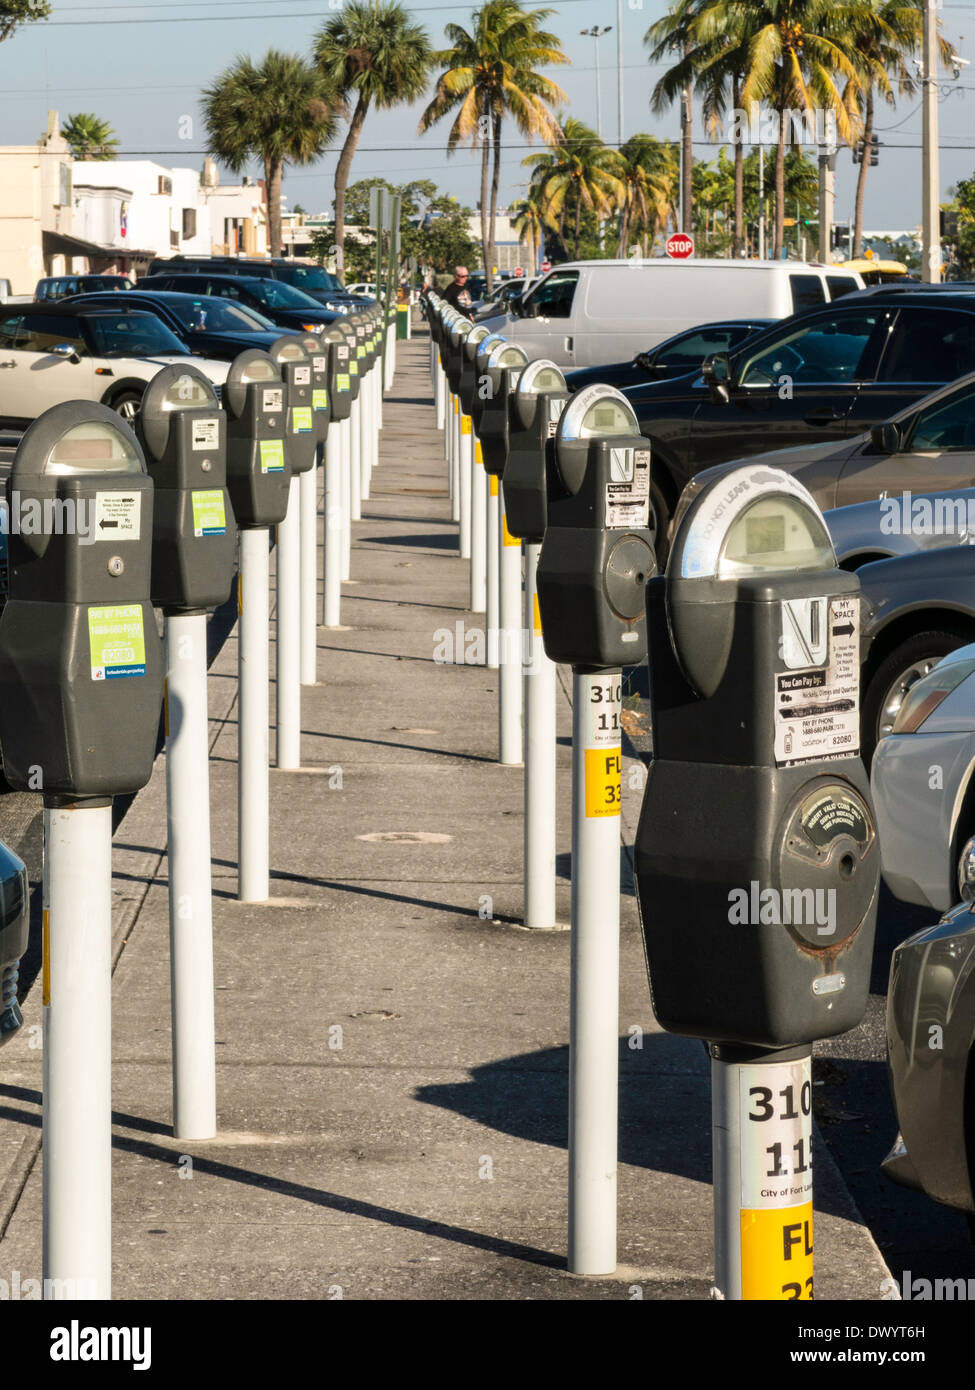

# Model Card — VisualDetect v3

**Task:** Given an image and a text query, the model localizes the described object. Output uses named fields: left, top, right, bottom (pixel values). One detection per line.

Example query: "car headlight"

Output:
left=891, top=656, right=975, bottom=734
left=301, top=321, right=326, bottom=333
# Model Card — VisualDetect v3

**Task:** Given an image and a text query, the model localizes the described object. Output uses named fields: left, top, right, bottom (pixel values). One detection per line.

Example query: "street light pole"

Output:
left=580, top=25, right=612, bottom=140
left=922, top=0, right=941, bottom=283
left=616, top=0, right=623, bottom=148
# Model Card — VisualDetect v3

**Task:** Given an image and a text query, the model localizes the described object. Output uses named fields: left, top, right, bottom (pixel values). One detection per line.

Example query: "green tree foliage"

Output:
left=61, top=114, right=119, bottom=162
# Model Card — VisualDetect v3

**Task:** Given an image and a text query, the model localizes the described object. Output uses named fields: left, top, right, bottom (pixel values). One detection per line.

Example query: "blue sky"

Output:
left=3, top=0, right=975, bottom=232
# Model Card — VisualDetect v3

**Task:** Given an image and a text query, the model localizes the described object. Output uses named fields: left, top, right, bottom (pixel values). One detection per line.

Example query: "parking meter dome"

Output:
left=555, top=384, right=638, bottom=496
left=223, top=350, right=281, bottom=420
left=268, top=336, right=310, bottom=366
left=137, top=363, right=219, bottom=464
left=13, top=402, right=144, bottom=480
left=463, top=324, right=491, bottom=361
left=513, top=359, right=567, bottom=429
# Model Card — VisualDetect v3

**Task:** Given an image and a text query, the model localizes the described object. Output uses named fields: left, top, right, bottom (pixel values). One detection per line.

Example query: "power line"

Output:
left=21, top=0, right=641, bottom=24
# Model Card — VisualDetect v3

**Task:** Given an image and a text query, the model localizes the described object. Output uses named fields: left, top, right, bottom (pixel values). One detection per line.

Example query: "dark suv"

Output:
left=629, top=288, right=975, bottom=559
left=35, top=275, right=133, bottom=301
left=144, top=256, right=369, bottom=310
left=136, top=273, right=337, bottom=334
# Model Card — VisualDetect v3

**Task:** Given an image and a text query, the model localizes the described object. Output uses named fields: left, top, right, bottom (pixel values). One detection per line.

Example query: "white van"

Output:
left=478, top=258, right=865, bottom=369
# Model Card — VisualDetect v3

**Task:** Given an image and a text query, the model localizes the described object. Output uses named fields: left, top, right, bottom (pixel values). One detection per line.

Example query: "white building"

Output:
left=73, top=160, right=210, bottom=273
left=466, top=210, right=532, bottom=274
left=202, top=159, right=267, bottom=257
left=0, top=110, right=95, bottom=294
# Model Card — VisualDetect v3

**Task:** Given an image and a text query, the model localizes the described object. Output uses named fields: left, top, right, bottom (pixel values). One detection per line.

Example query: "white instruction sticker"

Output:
left=739, top=1059, right=813, bottom=1209
left=774, top=595, right=859, bottom=766
left=293, top=365, right=311, bottom=386
left=94, top=490, right=141, bottom=542
left=191, top=417, right=220, bottom=452
left=605, top=447, right=650, bottom=529
left=262, top=387, right=283, bottom=413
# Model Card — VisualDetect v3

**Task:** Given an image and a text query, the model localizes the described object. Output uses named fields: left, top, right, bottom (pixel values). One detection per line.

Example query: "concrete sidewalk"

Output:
left=0, top=330, right=893, bottom=1299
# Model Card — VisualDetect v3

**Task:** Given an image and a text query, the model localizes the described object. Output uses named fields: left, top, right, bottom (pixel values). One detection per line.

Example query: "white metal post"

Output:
left=43, top=802, right=113, bottom=1299
left=323, top=429, right=342, bottom=627
left=712, top=1048, right=814, bottom=1301
left=486, top=474, right=500, bottom=669
left=523, top=543, right=556, bottom=929
left=450, top=399, right=461, bottom=525
left=165, top=612, right=217, bottom=1139
left=435, top=349, right=445, bottom=431
left=568, top=669, right=622, bottom=1275
left=359, top=369, right=371, bottom=504
left=341, top=418, right=352, bottom=582
left=300, top=456, right=318, bottom=687
left=459, top=412, right=473, bottom=560
left=238, top=528, right=270, bottom=902
left=276, top=474, right=301, bottom=769
left=349, top=394, right=362, bottom=523
left=498, top=499, right=523, bottom=764
left=470, top=438, right=487, bottom=613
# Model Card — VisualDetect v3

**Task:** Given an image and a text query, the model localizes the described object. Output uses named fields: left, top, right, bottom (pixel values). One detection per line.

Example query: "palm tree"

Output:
left=420, top=0, right=568, bottom=294
left=508, top=193, right=545, bottom=273
left=202, top=51, right=340, bottom=258
left=615, top=134, right=677, bottom=256
left=314, top=2, right=432, bottom=275
left=524, top=118, right=626, bottom=259
left=61, top=113, right=119, bottom=161
left=1, top=0, right=51, bottom=46
left=645, top=0, right=699, bottom=236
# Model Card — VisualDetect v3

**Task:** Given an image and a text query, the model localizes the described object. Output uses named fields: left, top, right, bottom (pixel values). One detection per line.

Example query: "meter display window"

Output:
left=46, top=422, right=144, bottom=475
left=520, top=362, right=566, bottom=394
left=161, top=374, right=218, bottom=409
left=561, top=391, right=638, bottom=441
left=716, top=498, right=834, bottom=579
left=239, top=359, right=278, bottom=384
left=522, top=271, right=578, bottom=319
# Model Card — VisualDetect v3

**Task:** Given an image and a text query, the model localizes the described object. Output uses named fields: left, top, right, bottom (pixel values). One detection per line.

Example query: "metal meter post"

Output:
left=458, top=324, right=491, bottom=613
left=0, top=403, right=164, bottom=1299
left=269, top=337, right=316, bottom=771
left=344, top=319, right=364, bottom=532
left=331, top=323, right=356, bottom=582
left=505, top=359, right=570, bottom=930
left=472, top=335, right=507, bottom=667
left=137, top=364, right=237, bottom=1141
left=322, top=326, right=352, bottom=627
left=479, top=342, right=530, bottom=758
left=537, top=383, right=656, bottom=1275
left=298, top=333, right=331, bottom=686
left=223, top=349, right=291, bottom=902
left=635, top=463, right=880, bottom=1301
left=351, top=316, right=370, bottom=504
left=446, top=316, right=475, bottom=560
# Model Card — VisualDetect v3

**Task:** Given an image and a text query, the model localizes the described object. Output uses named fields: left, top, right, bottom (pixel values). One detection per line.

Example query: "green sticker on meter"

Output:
left=260, top=439, right=285, bottom=472
left=312, top=389, right=329, bottom=412
left=336, top=373, right=350, bottom=392
left=350, top=360, right=359, bottom=376
left=191, top=488, right=226, bottom=536
left=357, top=345, right=365, bottom=358
left=88, top=604, right=146, bottom=681
left=291, top=406, right=313, bottom=434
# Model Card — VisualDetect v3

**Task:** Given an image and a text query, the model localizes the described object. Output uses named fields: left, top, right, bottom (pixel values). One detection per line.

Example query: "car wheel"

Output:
left=862, top=629, right=971, bottom=764
left=649, top=479, right=671, bottom=571
left=111, top=390, right=144, bottom=425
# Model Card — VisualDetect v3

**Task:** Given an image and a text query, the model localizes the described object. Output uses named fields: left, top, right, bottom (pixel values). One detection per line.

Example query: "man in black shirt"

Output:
left=440, top=266, right=474, bottom=319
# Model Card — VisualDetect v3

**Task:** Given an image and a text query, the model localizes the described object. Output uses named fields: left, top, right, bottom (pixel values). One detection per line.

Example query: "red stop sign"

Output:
left=540, top=259, right=551, bottom=272
left=665, top=233, right=694, bottom=260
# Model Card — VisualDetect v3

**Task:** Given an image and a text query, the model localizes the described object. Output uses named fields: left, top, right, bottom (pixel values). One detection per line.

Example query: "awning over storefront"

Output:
left=42, top=230, right=154, bottom=260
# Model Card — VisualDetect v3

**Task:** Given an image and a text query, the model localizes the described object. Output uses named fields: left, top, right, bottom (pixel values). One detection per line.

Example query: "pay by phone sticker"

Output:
left=262, top=388, right=283, bottom=414
left=312, top=389, right=329, bottom=412
left=94, top=491, right=141, bottom=542
left=350, top=360, right=359, bottom=376
left=191, top=417, right=220, bottom=452
left=336, top=373, right=351, bottom=392
left=259, top=439, right=285, bottom=473
left=291, top=406, right=314, bottom=434
left=191, top=488, right=226, bottom=537
left=773, top=595, right=859, bottom=767
left=88, top=603, right=146, bottom=681
left=605, top=447, right=650, bottom=529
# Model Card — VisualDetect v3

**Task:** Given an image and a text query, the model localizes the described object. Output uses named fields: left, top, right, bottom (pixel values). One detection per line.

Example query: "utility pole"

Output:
left=922, top=0, right=941, bottom=282
left=581, top=25, right=612, bottom=140
left=817, top=111, right=836, bottom=265
left=616, top=0, right=623, bottom=149
left=757, top=143, right=765, bottom=259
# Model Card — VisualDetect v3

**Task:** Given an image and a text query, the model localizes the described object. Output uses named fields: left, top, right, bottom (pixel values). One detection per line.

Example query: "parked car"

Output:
left=345, top=281, right=378, bottom=298
left=67, top=289, right=284, bottom=360
left=564, top=319, right=773, bottom=394
left=473, top=279, right=534, bottom=320
left=35, top=275, right=133, bottom=301
left=144, top=256, right=369, bottom=310
left=883, top=898, right=975, bottom=1215
left=0, top=303, right=229, bottom=427
left=823, top=488, right=975, bottom=568
left=625, top=288, right=975, bottom=562
left=0, top=280, right=31, bottom=306
left=870, top=642, right=975, bottom=912
left=478, top=258, right=864, bottom=369
left=134, top=273, right=336, bottom=335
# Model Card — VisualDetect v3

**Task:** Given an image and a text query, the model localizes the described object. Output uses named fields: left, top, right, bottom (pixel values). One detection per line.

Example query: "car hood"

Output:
left=143, top=354, right=230, bottom=383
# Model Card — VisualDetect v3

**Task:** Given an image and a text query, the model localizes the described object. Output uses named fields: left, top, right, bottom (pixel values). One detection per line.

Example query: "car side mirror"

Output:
left=701, top=351, right=731, bottom=404
left=52, top=343, right=80, bottom=362
left=870, top=421, right=902, bottom=454
left=522, top=300, right=539, bottom=319
left=635, top=351, right=655, bottom=372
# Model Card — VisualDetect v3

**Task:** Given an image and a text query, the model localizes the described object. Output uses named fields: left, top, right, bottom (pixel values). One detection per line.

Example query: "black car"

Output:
left=626, top=289, right=975, bottom=561
left=35, top=275, right=133, bottom=302
left=144, top=256, right=370, bottom=310
left=67, top=289, right=284, bottom=360
left=565, top=319, right=773, bottom=394
left=137, top=273, right=338, bottom=335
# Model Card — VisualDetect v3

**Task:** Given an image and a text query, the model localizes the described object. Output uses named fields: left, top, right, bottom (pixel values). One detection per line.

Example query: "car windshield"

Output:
left=168, top=296, right=274, bottom=334
left=244, top=279, right=325, bottom=310
left=274, top=265, right=342, bottom=293
left=84, top=312, right=189, bottom=358
left=80, top=277, right=132, bottom=292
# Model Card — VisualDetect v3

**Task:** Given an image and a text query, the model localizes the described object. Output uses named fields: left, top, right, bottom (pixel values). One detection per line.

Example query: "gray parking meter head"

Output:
left=0, top=840, right=28, bottom=1046
left=446, top=317, right=474, bottom=395
left=471, top=333, right=506, bottom=432
left=338, top=320, right=362, bottom=402
left=268, top=336, right=316, bottom=475
left=479, top=342, right=529, bottom=476
left=222, top=349, right=291, bottom=528
left=536, top=383, right=656, bottom=670
left=458, top=324, right=491, bottom=415
left=136, top=364, right=237, bottom=613
left=0, top=402, right=164, bottom=799
left=297, top=332, right=331, bottom=445
left=635, top=461, right=879, bottom=1048
left=504, top=359, right=569, bottom=541
left=323, top=324, right=354, bottom=421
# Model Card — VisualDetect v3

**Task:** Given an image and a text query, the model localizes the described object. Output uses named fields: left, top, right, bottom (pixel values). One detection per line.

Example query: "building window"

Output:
left=181, top=208, right=197, bottom=241
left=158, top=175, right=173, bottom=196
left=59, top=163, right=72, bottom=207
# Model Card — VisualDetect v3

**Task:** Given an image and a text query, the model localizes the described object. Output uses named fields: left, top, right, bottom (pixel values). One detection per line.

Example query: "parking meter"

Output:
left=0, top=402, right=163, bottom=797
left=340, top=321, right=362, bottom=404
left=324, top=325, right=353, bottom=423
left=479, top=342, right=530, bottom=476
left=222, top=349, right=290, bottom=528
left=0, top=839, right=28, bottom=1044
left=635, top=462, right=880, bottom=1048
left=136, top=364, right=237, bottom=613
left=536, top=383, right=655, bottom=670
left=298, top=333, right=331, bottom=445
left=269, top=336, right=316, bottom=475
left=446, top=317, right=474, bottom=397
left=458, top=324, right=491, bottom=418
left=471, top=333, right=507, bottom=435
left=504, top=359, right=570, bottom=542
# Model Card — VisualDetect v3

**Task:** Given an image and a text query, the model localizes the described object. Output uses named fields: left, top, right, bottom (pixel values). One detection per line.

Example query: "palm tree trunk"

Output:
left=489, top=111, right=502, bottom=286
left=733, top=77, right=744, bottom=256
left=773, top=117, right=787, bottom=260
left=480, top=99, right=492, bottom=293
left=853, top=88, right=873, bottom=259
left=265, top=156, right=283, bottom=258
left=574, top=192, right=582, bottom=258
left=681, top=45, right=693, bottom=233
left=333, top=93, right=369, bottom=273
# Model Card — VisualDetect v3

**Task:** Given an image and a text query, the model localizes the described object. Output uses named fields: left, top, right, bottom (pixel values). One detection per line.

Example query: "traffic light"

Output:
left=941, top=207, right=960, bottom=241
left=852, top=139, right=864, bottom=165
left=830, top=225, right=846, bottom=251
left=869, top=134, right=879, bottom=167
